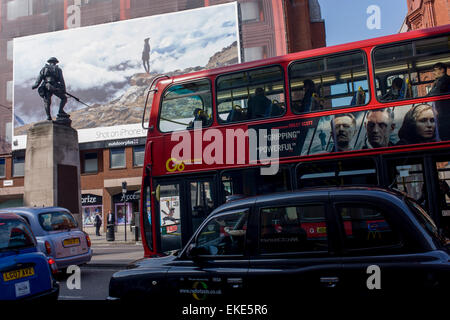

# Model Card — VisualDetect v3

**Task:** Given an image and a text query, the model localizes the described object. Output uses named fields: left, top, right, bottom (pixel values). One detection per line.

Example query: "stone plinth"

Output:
left=24, top=121, right=82, bottom=228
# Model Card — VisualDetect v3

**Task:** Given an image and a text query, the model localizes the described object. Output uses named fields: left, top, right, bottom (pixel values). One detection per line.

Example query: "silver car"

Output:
left=0, top=207, right=92, bottom=270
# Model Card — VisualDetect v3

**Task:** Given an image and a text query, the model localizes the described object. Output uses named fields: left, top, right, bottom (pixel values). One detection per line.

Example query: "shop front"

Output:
left=81, top=193, right=103, bottom=227
left=112, top=191, right=139, bottom=225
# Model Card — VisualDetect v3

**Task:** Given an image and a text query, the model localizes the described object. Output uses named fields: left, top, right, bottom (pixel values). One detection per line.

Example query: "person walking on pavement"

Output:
left=32, top=57, right=69, bottom=121
left=94, top=212, right=102, bottom=236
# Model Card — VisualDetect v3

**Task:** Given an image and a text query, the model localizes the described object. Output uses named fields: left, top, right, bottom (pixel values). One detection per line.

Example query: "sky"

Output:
left=13, top=2, right=239, bottom=125
left=318, top=0, right=408, bottom=46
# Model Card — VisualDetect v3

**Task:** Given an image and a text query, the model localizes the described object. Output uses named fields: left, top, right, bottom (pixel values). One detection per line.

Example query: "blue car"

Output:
left=0, top=213, right=59, bottom=300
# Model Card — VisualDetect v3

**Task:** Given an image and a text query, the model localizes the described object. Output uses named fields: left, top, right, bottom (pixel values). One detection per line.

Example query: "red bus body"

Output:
left=140, top=25, right=450, bottom=257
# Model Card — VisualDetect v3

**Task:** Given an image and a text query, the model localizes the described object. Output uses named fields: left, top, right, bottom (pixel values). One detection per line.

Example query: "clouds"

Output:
left=14, top=2, right=239, bottom=119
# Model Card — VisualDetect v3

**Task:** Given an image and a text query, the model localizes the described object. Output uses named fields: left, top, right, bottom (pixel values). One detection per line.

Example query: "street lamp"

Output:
left=122, top=181, right=127, bottom=242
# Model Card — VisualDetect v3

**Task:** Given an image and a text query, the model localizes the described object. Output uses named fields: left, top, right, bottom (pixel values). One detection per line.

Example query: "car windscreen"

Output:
left=0, top=219, right=36, bottom=251
left=38, top=211, right=78, bottom=231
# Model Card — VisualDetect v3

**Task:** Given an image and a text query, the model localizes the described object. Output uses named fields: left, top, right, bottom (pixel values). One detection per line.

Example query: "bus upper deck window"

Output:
left=289, top=51, right=369, bottom=114
left=373, top=36, right=450, bottom=102
left=159, top=79, right=213, bottom=132
left=216, top=66, right=286, bottom=123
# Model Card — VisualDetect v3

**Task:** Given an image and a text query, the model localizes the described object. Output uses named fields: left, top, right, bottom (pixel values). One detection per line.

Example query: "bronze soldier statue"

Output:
left=32, top=57, right=68, bottom=121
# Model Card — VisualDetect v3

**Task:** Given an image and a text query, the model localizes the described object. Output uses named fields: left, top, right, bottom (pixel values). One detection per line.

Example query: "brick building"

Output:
left=404, top=0, right=450, bottom=30
left=0, top=0, right=325, bottom=229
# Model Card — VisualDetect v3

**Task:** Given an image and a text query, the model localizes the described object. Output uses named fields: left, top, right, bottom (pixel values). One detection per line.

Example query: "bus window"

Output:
left=296, top=158, right=377, bottom=188
left=386, top=159, right=426, bottom=204
left=190, top=181, right=215, bottom=233
left=159, top=184, right=182, bottom=252
left=374, top=36, right=450, bottom=101
left=159, top=79, right=212, bottom=132
left=216, top=66, right=285, bottom=123
left=289, top=51, right=369, bottom=114
left=221, top=166, right=291, bottom=201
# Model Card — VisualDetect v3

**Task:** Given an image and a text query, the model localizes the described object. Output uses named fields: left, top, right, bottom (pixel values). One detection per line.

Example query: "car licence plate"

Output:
left=2, top=267, right=35, bottom=282
left=63, top=238, right=80, bottom=246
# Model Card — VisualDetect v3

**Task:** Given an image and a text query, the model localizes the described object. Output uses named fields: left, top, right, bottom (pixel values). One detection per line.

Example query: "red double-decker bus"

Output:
left=140, top=25, right=450, bottom=257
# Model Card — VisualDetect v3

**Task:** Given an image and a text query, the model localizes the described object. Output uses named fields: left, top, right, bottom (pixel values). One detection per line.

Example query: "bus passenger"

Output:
left=363, top=108, right=395, bottom=149
left=300, top=79, right=317, bottom=113
left=332, top=113, right=357, bottom=152
left=187, top=108, right=209, bottom=129
left=428, top=62, right=450, bottom=96
left=382, top=77, right=403, bottom=101
left=396, top=104, right=438, bottom=145
left=247, top=87, right=272, bottom=119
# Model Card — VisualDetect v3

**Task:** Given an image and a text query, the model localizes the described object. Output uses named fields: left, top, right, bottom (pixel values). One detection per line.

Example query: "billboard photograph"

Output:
left=12, top=2, right=241, bottom=149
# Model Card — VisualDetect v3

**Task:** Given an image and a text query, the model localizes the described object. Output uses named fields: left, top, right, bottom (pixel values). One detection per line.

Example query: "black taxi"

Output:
left=108, top=187, right=449, bottom=301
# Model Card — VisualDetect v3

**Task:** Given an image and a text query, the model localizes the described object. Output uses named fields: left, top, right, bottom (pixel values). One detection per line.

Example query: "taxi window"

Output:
left=259, top=204, right=328, bottom=254
left=196, top=210, right=248, bottom=256
left=336, top=203, right=402, bottom=252
left=38, top=211, right=78, bottom=231
left=0, top=219, right=35, bottom=251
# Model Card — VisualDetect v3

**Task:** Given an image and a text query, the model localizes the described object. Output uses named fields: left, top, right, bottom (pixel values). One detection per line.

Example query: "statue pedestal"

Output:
left=24, top=121, right=82, bottom=228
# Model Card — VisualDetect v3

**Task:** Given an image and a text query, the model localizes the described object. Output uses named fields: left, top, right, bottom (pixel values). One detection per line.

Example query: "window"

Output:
left=110, top=148, right=125, bottom=169
left=7, top=41, right=13, bottom=61
left=6, top=81, right=12, bottom=102
left=297, top=158, right=377, bottom=188
left=289, top=51, right=369, bottom=114
left=373, top=36, right=450, bottom=101
left=260, top=205, right=328, bottom=254
left=132, top=146, right=145, bottom=167
left=159, top=79, right=212, bottom=132
left=196, top=210, right=248, bottom=256
left=159, top=184, right=182, bottom=252
left=0, top=158, right=5, bottom=178
left=221, top=167, right=291, bottom=201
left=216, top=66, right=285, bottom=123
left=190, top=181, right=214, bottom=233
left=13, top=156, right=24, bottom=177
left=38, top=211, right=78, bottom=231
left=240, top=1, right=261, bottom=23
left=244, top=47, right=264, bottom=62
left=83, top=152, right=98, bottom=173
left=0, top=219, right=35, bottom=250
left=7, top=0, right=33, bottom=20
left=336, top=204, right=402, bottom=251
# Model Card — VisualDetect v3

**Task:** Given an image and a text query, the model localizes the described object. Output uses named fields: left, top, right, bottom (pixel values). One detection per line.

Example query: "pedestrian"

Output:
left=94, top=212, right=102, bottom=236
left=107, top=209, right=115, bottom=226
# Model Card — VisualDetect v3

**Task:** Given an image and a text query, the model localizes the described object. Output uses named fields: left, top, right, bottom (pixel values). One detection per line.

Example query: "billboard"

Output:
left=12, top=2, right=241, bottom=150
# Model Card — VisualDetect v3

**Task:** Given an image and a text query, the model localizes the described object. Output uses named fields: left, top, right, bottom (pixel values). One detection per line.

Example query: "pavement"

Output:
left=83, top=225, right=145, bottom=268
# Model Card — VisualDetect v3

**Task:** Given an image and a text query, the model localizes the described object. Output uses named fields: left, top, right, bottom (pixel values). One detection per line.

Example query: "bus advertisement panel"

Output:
left=12, top=2, right=241, bottom=150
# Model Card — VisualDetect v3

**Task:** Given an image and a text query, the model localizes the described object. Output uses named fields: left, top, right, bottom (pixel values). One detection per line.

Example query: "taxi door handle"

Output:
left=227, top=278, right=243, bottom=289
left=320, top=276, right=339, bottom=288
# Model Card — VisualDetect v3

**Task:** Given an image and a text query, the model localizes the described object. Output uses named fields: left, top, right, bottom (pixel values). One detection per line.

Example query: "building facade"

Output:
left=0, top=0, right=325, bottom=229
left=404, top=0, right=450, bottom=30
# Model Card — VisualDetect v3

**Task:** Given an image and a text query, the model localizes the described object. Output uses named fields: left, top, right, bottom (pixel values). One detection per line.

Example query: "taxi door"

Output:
left=165, top=208, right=250, bottom=303
left=247, top=197, right=344, bottom=298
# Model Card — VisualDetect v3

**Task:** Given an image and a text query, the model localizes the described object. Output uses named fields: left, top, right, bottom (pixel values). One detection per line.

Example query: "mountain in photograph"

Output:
left=14, top=42, right=238, bottom=136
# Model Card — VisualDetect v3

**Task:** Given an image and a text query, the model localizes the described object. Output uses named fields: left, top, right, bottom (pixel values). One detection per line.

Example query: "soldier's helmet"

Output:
left=47, top=57, right=59, bottom=63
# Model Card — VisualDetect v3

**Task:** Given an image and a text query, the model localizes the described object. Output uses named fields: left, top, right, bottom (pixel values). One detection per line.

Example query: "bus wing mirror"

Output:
left=152, top=184, right=161, bottom=202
